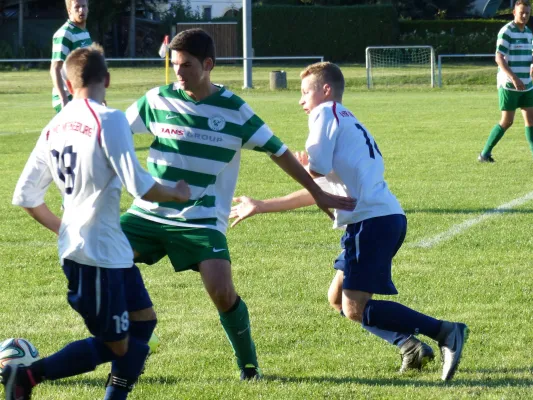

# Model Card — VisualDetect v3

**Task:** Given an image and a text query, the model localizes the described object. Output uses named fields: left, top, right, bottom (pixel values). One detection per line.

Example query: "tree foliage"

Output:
left=254, top=0, right=476, bottom=18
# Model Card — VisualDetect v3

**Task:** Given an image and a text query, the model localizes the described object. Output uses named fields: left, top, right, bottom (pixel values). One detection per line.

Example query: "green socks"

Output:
left=482, top=124, right=506, bottom=156
left=525, top=126, right=533, bottom=155
left=219, top=297, right=258, bottom=369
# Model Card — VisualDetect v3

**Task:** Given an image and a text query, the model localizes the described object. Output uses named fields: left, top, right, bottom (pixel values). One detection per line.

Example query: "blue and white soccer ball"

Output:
left=0, top=338, right=40, bottom=372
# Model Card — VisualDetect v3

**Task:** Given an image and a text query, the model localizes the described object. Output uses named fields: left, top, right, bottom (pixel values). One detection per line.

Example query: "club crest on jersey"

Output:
left=208, top=115, right=226, bottom=131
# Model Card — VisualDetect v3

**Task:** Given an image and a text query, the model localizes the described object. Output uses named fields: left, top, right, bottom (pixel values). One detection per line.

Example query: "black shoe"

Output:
left=478, top=153, right=495, bottom=163
left=399, top=336, right=435, bottom=373
left=240, top=364, right=263, bottom=381
left=1, top=365, right=34, bottom=400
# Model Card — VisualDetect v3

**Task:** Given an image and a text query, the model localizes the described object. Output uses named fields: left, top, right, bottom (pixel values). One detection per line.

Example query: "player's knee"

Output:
left=209, top=286, right=237, bottom=311
left=343, top=307, right=364, bottom=323
left=500, top=120, right=513, bottom=130
left=327, top=291, right=342, bottom=312
left=105, top=339, right=129, bottom=357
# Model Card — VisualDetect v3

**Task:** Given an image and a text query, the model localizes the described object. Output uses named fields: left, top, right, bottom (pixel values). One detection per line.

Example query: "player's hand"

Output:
left=174, top=180, right=191, bottom=203
left=312, top=191, right=356, bottom=220
left=293, top=150, right=309, bottom=167
left=230, top=196, right=262, bottom=227
left=512, top=77, right=525, bottom=91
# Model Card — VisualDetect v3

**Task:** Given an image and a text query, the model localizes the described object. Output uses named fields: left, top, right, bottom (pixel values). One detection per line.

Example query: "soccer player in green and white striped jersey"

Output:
left=50, top=0, right=92, bottom=113
left=122, top=29, right=356, bottom=380
left=479, top=0, right=533, bottom=162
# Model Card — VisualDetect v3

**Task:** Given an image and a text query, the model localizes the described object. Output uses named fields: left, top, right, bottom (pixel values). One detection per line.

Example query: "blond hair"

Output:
left=65, top=0, right=88, bottom=11
left=300, top=62, right=345, bottom=96
left=515, top=0, right=531, bottom=8
left=65, top=43, right=107, bottom=89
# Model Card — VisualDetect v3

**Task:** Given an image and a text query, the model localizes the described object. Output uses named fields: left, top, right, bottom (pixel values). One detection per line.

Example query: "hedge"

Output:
left=399, top=19, right=508, bottom=36
left=399, top=19, right=509, bottom=54
left=239, top=4, right=398, bottom=62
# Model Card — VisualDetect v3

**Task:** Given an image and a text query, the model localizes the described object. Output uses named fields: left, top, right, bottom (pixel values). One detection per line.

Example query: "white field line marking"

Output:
left=411, top=190, right=533, bottom=248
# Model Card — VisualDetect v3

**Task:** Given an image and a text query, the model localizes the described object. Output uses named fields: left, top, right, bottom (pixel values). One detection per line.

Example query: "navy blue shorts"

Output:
left=62, top=260, right=153, bottom=342
left=333, top=214, right=407, bottom=295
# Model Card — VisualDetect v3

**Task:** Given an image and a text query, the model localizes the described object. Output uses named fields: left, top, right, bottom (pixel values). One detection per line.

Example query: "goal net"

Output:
left=366, top=46, right=436, bottom=89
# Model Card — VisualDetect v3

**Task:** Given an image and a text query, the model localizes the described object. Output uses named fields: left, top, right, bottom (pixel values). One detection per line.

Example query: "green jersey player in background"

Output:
left=50, top=0, right=92, bottom=113
left=122, top=28, right=356, bottom=380
left=479, top=0, right=533, bottom=162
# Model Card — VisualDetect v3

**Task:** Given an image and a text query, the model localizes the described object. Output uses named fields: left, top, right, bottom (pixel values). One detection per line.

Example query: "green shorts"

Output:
left=498, top=87, right=533, bottom=111
left=53, top=94, right=73, bottom=113
left=120, top=212, right=230, bottom=272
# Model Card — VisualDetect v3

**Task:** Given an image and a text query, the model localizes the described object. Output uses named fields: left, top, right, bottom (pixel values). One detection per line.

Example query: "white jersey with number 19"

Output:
left=306, top=101, right=404, bottom=229
left=12, top=99, right=155, bottom=269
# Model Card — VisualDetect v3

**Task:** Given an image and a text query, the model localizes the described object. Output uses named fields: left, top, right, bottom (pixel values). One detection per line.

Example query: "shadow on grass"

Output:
left=264, top=371, right=533, bottom=388
left=46, top=368, right=533, bottom=389
left=134, top=146, right=151, bottom=152
left=404, top=208, right=533, bottom=215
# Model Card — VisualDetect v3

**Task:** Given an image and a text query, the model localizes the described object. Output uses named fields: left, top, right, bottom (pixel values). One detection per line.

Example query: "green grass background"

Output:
left=1, top=64, right=532, bottom=399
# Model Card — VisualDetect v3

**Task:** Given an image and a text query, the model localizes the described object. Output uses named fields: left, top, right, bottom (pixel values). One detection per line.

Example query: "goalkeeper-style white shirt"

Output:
left=13, top=99, right=155, bottom=269
left=306, top=101, right=404, bottom=229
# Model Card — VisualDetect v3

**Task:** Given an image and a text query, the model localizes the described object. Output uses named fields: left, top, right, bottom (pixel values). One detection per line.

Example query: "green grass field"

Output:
left=1, top=65, right=533, bottom=399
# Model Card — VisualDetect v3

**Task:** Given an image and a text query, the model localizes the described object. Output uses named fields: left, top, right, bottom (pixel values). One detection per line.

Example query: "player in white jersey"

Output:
left=121, top=29, right=355, bottom=380
left=5, top=44, right=190, bottom=400
left=230, top=62, right=469, bottom=381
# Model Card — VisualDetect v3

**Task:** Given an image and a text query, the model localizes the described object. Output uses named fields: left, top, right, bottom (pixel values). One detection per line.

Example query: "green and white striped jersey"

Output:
left=496, top=21, right=533, bottom=91
left=51, top=20, right=92, bottom=108
left=125, top=84, right=288, bottom=233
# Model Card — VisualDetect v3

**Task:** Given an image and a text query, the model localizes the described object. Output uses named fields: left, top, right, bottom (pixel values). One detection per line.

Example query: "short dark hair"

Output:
left=169, top=28, right=216, bottom=65
left=300, top=62, right=345, bottom=96
left=65, top=43, right=107, bottom=89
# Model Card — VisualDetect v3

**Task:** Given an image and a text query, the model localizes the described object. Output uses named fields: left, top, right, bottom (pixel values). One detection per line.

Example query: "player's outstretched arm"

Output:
left=22, top=204, right=61, bottom=235
left=270, top=150, right=356, bottom=219
left=230, top=190, right=315, bottom=227
left=141, top=180, right=191, bottom=204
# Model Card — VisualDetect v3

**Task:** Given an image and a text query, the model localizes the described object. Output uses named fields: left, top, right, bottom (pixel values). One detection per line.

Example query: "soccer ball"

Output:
left=0, top=338, right=40, bottom=372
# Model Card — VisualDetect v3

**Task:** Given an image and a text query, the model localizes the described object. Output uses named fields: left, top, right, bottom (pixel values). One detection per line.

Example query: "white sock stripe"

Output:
left=410, top=190, right=533, bottom=248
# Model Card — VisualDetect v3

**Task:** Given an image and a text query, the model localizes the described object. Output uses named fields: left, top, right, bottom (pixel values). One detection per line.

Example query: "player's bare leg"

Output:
left=520, top=107, right=533, bottom=156
left=199, top=259, right=261, bottom=380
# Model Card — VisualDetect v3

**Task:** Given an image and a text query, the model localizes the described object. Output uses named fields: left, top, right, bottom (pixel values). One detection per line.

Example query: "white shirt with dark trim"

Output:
left=13, top=99, right=155, bottom=269
left=305, top=101, right=404, bottom=229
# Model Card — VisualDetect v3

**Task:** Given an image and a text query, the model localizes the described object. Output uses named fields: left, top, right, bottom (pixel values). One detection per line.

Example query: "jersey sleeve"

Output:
left=51, top=28, right=72, bottom=62
left=240, top=104, right=287, bottom=156
left=496, top=26, right=510, bottom=56
left=12, top=128, right=54, bottom=208
left=305, top=106, right=338, bottom=176
left=101, top=111, right=156, bottom=198
left=126, top=95, right=154, bottom=135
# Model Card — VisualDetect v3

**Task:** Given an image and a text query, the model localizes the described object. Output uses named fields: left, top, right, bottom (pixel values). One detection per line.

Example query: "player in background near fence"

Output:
left=5, top=44, right=191, bottom=400
left=230, top=61, right=469, bottom=381
left=122, top=28, right=356, bottom=380
left=50, top=0, right=92, bottom=113
left=479, top=0, right=533, bottom=162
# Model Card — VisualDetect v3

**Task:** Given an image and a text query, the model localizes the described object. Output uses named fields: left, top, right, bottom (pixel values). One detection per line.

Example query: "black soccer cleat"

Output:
left=1, top=365, right=34, bottom=400
left=240, top=364, right=263, bottom=381
left=399, top=335, right=435, bottom=373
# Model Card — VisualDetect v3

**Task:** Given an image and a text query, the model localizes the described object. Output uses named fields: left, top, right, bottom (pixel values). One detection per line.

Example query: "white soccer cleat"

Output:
left=439, top=322, right=469, bottom=381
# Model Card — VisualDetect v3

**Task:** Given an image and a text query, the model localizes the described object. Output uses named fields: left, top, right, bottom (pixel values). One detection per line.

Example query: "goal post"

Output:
left=366, top=46, right=436, bottom=89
